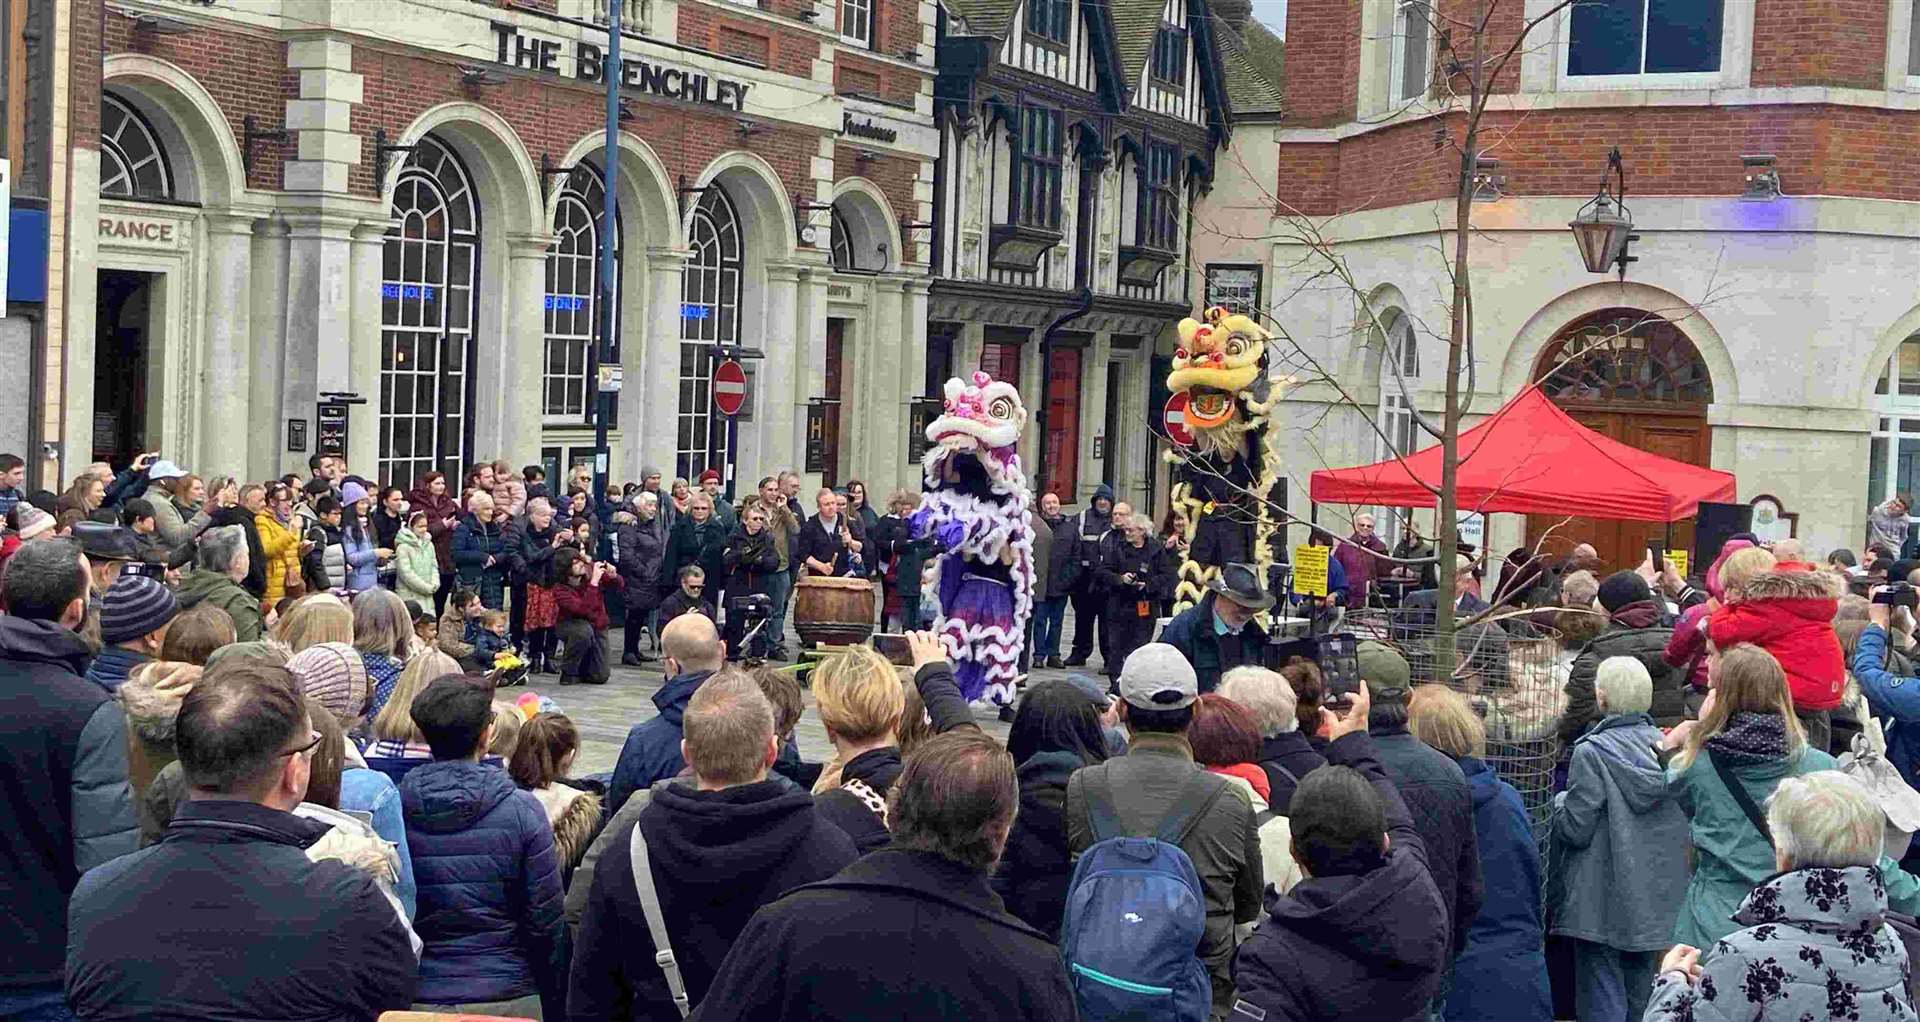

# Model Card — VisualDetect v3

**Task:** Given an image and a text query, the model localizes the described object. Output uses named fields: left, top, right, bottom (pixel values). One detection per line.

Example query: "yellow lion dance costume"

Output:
left=1165, top=306, right=1283, bottom=615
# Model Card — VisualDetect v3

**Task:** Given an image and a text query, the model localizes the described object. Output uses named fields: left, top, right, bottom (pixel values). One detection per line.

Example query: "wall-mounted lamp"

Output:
left=793, top=198, right=834, bottom=247
left=1568, top=146, right=1638, bottom=279
left=1740, top=154, right=1781, bottom=202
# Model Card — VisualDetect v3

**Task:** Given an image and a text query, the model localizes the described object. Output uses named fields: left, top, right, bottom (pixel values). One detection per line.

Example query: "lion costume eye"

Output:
left=1225, top=337, right=1247, bottom=358
left=988, top=396, right=1014, bottom=419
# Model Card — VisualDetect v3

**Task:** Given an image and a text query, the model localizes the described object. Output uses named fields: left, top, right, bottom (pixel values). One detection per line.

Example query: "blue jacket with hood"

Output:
left=400, top=759, right=567, bottom=1015
left=606, top=669, right=714, bottom=814
left=1444, top=757, right=1551, bottom=1022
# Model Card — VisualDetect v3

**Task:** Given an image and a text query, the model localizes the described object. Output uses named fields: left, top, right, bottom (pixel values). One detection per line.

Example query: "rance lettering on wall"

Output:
left=97, top=216, right=180, bottom=248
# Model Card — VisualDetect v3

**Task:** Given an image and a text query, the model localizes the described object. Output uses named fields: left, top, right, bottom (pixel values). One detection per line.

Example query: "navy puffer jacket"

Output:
left=400, top=760, right=567, bottom=1016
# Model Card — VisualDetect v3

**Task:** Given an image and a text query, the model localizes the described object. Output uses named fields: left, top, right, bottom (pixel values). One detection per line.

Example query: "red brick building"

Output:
left=1194, top=0, right=1920, bottom=567
left=15, top=0, right=938, bottom=496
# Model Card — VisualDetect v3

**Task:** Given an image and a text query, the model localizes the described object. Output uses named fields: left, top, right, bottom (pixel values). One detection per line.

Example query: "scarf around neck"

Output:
left=1705, top=711, right=1790, bottom=766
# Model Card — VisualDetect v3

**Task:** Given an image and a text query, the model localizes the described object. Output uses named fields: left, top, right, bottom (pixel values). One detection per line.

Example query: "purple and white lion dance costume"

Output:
left=908, top=371, right=1035, bottom=706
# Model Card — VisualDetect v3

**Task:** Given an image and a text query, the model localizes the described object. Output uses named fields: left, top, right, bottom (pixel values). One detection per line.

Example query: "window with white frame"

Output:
left=543, top=165, right=620, bottom=424
left=1375, top=310, right=1420, bottom=549
left=1389, top=1, right=1432, bottom=103
left=1908, top=2, right=1920, bottom=86
left=841, top=0, right=873, bottom=47
left=677, top=186, right=743, bottom=482
left=1869, top=336, right=1920, bottom=537
left=1568, top=0, right=1722, bottom=77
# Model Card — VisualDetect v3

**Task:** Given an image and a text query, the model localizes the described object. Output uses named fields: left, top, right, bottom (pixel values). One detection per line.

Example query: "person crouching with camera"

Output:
left=723, top=505, right=782, bottom=660
left=552, top=546, right=623, bottom=685
left=1852, top=586, right=1920, bottom=799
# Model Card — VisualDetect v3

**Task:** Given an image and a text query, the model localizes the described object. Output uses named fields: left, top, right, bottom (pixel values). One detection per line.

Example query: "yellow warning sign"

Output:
left=1292, top=545, right=1329, bottom=597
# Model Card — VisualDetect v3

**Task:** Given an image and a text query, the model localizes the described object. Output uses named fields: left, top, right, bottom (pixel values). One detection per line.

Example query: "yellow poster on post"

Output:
left=1668, top=548, right=1690, bottom=579
left=1292, top=545, right=1329, bottom=597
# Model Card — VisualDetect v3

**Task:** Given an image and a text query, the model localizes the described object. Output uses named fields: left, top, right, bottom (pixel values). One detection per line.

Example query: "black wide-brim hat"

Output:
left=1206, top=562, right=1276, bottom=611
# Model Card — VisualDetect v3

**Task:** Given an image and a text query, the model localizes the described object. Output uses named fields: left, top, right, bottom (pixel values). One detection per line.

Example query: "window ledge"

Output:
left=989, top=223, right=1064, bottom=271
left=1117, top=244, right=1175, bottom=286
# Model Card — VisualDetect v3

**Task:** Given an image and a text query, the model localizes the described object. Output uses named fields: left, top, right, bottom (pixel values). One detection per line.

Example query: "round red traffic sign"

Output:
left=713, top=359, right=747, bottom=417
left=1163, top=392, right=1194, bottom=446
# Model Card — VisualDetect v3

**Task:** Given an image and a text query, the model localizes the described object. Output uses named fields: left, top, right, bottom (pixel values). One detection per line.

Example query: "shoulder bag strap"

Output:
left=1083, top=769, right=1125, bottom=845
left=1268, top=761, right=1300, bottom=786
left=1708, top=749, right=1773, bottom=844
left=629, top=820, right=692, bottom=1019
left=1155, top=771, right=1232, bottom=846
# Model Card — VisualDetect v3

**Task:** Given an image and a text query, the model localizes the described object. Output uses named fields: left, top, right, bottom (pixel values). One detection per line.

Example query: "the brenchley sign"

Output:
left=491, top=22, right=752, bottom=112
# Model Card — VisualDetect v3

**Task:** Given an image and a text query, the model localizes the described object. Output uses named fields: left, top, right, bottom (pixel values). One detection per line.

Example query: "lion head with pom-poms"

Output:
left=923, top=370, right=1029, bottom=498
left=1167, top=306, right=1276, bottom=460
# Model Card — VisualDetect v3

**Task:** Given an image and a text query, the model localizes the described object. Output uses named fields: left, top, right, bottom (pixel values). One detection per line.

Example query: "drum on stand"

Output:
left=793, top=575, right=877, bottom=649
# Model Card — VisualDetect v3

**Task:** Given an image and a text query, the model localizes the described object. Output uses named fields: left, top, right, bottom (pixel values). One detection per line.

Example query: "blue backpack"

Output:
left=1061, top=769, right=1226, bottom=1022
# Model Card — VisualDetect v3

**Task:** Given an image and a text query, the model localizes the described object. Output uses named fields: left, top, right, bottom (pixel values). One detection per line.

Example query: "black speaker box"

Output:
left=1694, top=502, right=1754, bottom=574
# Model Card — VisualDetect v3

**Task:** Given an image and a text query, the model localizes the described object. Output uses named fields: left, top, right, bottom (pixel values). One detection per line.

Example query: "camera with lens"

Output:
left=1265, top=632, right=1362, bottom=707
left=1875, top=583, right=1919, bottom=609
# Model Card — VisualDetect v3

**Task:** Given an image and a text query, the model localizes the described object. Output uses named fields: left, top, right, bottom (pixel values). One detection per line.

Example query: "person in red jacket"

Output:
left=1706, top=564, right=1843, bottom=752
left=552, top=546, right=623, bottom=686
left=1666, top=540, right=1763, bottom=708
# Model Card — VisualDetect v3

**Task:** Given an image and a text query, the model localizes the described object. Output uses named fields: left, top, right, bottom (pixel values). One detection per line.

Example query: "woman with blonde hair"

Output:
left=365, top=649, right=464, bottom=760
left=275, top=592, right=354, bottom=653
left=56, top=471, right=105, bottom=518
left=1668, top=643, right=1836, bottom=948
left=353, top=588, right=415, bottom=721
left=1408, top=685, right=1551, bottom=1021
left=809, top=644, right=907, bottom=852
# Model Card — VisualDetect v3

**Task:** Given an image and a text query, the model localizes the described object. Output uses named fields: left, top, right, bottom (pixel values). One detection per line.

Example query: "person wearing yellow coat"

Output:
left=255, top=482, right=306, bottom=607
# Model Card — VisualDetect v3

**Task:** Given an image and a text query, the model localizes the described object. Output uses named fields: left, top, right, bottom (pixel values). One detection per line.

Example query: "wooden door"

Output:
left=1524, top=410, right=1710, bottom=575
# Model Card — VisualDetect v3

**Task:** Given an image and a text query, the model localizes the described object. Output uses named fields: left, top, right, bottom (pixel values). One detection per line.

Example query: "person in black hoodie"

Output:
left=615, top=491, right=666, bottom=666
left=567, top=672, right=857, bottom=1021
left=1063, top=485, right=1115, bottom=667
left=1097, top=512, right=1166, bottom=686
left=504, top=497, right=565, bottom=672
left=993, top=677, right=1112, bottom=938
left=1229, top=678, right=1451, bottom=1020
left=720, top=505, right=781, bottom=660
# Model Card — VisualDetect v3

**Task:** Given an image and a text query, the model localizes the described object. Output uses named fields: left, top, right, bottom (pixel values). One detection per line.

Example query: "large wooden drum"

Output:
left=794, top=575, right=876, bottom=648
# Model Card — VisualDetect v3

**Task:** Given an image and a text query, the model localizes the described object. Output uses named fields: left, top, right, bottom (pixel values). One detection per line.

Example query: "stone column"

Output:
left=899, top=278, right=932, bottom=492
left=634, top=248, right=688, bottom=479
left=492, top=234, right=552, bottom=471
left=758, top=264, right=804, bottom=484
left=281, top=212, right=358, bottom=472
left=345, top=221, right=388, bottom=479
left=199, top=213, right=257, bottom=471
left=249, top=218, right=292, bottom=478
left=861, top=275, right=907, bottom=488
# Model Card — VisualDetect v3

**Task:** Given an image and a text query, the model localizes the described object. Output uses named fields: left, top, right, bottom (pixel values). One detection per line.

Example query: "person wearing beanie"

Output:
left=289, top=642, right=372, bottom=732
left=1358, top=641, right=1484, bottom=997
left=1561, top=569, right=1692, bottom=748
left=84, top=574, right=180, bottom=692
left=1063, top=642, right=1263, bottom=1017
left=14, top=503, right=55, bottom=542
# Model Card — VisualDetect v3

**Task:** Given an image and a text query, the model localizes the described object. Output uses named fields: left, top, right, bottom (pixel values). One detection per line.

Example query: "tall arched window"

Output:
left=100, top=93, right=174, bottom=199
left=1374, top=310, right=1419, bottom=548
left=829, top=206, right=854, bottom=271
left=544, top=165, right=620, bottom=423
left=1535, top=309, right=1712, bottom=408
left=380, top=135, right=480, bottom=487
left=1870, top=336, right=1920, bottom=527
left=677, top=185, right=742, bottom=481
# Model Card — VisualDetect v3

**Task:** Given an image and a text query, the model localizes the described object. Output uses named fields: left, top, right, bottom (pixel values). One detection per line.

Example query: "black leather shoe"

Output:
left=1062, top=656, right=1088, bottom=667
left=621, top=653, right=645, bottom=667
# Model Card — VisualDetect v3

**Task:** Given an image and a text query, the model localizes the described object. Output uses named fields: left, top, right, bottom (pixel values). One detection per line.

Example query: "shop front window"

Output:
left=678, top=186, right=743, bottom=481
left=380, top=135, right=479, bottom=488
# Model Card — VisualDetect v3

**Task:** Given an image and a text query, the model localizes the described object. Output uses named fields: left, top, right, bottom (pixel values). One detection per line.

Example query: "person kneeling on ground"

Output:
left=552, top=547, right=623, bottom=685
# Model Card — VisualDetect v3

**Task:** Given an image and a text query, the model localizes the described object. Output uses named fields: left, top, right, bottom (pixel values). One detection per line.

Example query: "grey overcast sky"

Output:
left=1249, top=0, right=1286, bottom=35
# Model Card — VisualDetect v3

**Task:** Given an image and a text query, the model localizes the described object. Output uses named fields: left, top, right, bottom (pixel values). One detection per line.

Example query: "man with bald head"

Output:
left=607, top=613, right=728, bottom=813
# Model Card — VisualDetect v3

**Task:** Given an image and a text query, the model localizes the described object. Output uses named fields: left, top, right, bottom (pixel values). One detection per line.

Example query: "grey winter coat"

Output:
left=1549, top=713, right=1688, bottom=950
left=1644, top=865, right=1916, bottom=1022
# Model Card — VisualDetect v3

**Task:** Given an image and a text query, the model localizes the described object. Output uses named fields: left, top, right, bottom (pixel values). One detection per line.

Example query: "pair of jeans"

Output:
left=765, top=570, right=793, bottom=650
left=1572, top=940, right=1659, bottom=1022
left=1032, top=595, right=1067, bottom=658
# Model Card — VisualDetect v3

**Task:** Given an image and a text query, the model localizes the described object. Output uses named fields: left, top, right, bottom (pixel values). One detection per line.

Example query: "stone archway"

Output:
left=1523, top=308, right=1716, bottom=573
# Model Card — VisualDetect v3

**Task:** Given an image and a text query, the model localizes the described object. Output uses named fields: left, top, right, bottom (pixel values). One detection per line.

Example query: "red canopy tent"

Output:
left=1308, top=386, right=1736, bottom=521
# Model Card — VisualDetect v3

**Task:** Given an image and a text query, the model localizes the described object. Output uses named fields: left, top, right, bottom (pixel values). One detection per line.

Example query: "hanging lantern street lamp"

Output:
left=1568, top=147, right=1638, bottom=279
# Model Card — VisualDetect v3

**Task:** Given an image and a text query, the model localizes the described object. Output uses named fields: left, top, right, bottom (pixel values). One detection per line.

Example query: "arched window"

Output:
left=99, top=93, right=174, bottom=199
left=544, top=165, right=620, bottom=423
left=379, top=135, right=480, bottom=487
left=829, top=206, right=853, bottom=271
left=1869, top=336, right=1920, bottom=526
left=1374, top=309, right=1419, bottom=548
left=677, top=185, right=743, bottom=481
left=1535, top=308, right=1712, bottom=408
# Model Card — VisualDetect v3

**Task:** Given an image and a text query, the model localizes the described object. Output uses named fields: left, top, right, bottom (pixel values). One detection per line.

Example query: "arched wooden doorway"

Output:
left=1523, top=308, right=1714, bottom=574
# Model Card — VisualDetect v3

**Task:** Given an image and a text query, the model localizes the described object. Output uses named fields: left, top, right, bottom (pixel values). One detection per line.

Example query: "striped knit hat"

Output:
left=100, top=574, right=179, bottom=644
left=13, top=505, right=54, bottom=541
left=288, top=642, right=370, bottom=729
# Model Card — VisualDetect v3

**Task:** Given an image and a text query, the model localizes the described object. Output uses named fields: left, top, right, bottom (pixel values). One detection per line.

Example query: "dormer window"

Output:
left=1150, top=24, right=1186, bottom=86
left=1026, top=0, right=1070, bottom=47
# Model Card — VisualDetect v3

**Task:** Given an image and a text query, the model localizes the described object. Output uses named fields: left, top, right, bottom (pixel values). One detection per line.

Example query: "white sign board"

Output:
left=1456, top=511, right=1486, bottom=550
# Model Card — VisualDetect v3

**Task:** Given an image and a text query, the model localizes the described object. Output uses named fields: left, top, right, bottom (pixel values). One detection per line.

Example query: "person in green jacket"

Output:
left=394, top=511, right=441, bottom=614
left=174, top=524, right=266, bottom=642
left=1666, top=643, right=1834, bottom=948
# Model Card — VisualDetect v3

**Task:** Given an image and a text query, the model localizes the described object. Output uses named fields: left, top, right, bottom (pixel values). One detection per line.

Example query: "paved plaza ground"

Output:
left=537, top=619, right=1105, bottom=775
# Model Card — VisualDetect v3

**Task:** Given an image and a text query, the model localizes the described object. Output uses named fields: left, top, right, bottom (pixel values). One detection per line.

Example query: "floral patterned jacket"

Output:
left=1645, top=864, right=1916, bottom=1021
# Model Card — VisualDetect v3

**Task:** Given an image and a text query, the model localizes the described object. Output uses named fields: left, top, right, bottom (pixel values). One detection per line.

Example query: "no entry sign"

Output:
left=713, top=359, right=747, bottom=417
left=1163, top=392, right=1194, bottom=446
